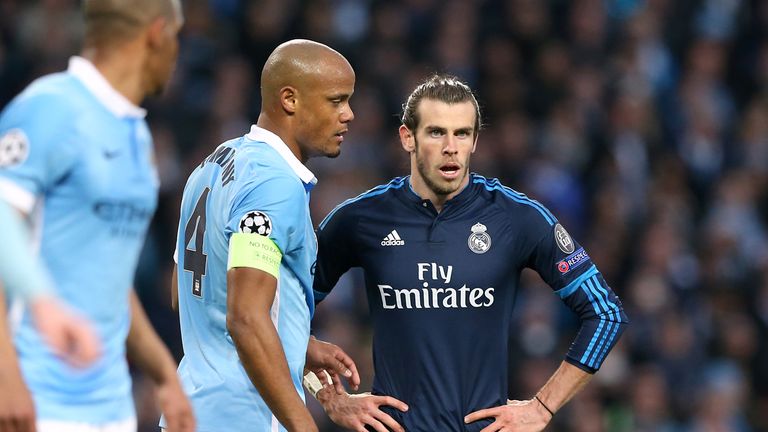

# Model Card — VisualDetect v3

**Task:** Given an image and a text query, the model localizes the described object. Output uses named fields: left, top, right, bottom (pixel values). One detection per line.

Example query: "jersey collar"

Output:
left=402, top=173, right=478, bottom=208
left=245, top=125, right=318, bottom=189
left=67, top=56, right=147, bottom=119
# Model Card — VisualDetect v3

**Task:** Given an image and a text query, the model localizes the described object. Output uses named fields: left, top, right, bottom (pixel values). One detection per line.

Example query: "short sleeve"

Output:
left=0, top=92, right=78, bottom=213
left=226, top=172, right=307, bottom=254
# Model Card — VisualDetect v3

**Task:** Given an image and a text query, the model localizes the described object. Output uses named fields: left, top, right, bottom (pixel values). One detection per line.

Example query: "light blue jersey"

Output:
left=0, top=199, right=52, bottom=300
left=0, top=57, right=158, bottom=423
left=167, top=125, right=317, bottom=431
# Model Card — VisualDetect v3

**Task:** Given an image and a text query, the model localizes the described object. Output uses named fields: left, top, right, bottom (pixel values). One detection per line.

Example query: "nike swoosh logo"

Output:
left=103, top=150, right=121, bottom=159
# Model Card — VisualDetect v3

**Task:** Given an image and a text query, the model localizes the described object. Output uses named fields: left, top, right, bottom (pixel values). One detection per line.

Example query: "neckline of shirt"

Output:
left=401, top=173, right=478, bottom=209
left=67, top=56, right=147, bottom=119
left=244, top=125, right=318, bottom=187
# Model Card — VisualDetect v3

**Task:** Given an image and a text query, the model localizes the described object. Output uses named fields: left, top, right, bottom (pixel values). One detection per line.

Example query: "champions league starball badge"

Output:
left=0, top=129, right=29, bottom=168
left=468, top=222, right=491, bottom=254
left=239, top=211, right=272, bottom=236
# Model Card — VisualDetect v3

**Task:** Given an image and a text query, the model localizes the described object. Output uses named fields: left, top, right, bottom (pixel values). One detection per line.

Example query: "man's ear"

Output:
left=399, top=125, right=415, bottom=152
left=146, top=17, right=168, bottom=49
left=280, top=86, right=298, bottom=114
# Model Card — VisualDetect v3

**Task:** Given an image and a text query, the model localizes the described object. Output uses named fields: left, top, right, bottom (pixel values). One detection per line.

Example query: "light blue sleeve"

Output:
left=0, top=89, right=78, bottom=207
left=0, top=199, right=53, bottom=299
left=226, top=171, right=306, bottom=254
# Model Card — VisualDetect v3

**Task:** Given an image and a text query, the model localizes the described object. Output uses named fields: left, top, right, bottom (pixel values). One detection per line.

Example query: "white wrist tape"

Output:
left=302, top=371, right=331, bottom=398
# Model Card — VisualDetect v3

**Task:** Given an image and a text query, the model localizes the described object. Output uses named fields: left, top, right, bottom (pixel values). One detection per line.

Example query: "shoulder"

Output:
left=0, top=73, right=88, bottom=141
left=318, top=176, right=408, bottom=230
left=238, top=140, right=300, bottom=181
left=2, top=73, right=86, bottom=125
left=471, top=173, right=557, bottom=227
left=229, top=143, right=306, bottom=202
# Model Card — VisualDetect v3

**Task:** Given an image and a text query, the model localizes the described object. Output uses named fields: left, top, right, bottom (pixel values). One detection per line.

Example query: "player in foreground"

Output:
left=0, top=0, right=194, bottom=431
left=0, top=198, right=100, bottom=366
left=310, top=74, right=629, bottom=431
left=168, top=39, right=359, bottom=431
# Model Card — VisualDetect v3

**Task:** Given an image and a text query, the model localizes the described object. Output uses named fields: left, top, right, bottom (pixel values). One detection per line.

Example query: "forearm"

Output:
left=0, top=199, right=52, bottom=300
left=534, top=361, right=592, bottom=414
left=0, top=289, right=19, bottom=369
left=126, top=290, right=178, bottom=385
left=230, top=313, right=313, bottom=429
left=0, top=289, right=28, bottom=386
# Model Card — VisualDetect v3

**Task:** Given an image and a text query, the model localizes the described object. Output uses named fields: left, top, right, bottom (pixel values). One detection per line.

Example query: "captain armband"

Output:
left=227, top=233, right=282, bottom=278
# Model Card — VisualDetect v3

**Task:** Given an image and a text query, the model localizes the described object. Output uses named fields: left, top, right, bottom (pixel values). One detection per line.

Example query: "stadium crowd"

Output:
left=1, top=0, right=767, bottom=430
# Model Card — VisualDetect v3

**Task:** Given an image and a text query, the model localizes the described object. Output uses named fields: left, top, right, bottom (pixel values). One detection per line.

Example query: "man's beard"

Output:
left=414, top=136, right=466, bottom=196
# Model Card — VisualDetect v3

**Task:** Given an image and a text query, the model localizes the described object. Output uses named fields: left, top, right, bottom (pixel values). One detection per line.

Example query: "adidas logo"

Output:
left=381, top=230, right=405, bottom=246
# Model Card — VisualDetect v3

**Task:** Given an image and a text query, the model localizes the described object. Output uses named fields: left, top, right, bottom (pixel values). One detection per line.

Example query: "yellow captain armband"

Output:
left=227, top=233, right=282, bottom=278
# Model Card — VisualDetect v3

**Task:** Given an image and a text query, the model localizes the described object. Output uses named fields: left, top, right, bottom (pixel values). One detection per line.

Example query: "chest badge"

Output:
left=468, top=223, right=491, bottom=254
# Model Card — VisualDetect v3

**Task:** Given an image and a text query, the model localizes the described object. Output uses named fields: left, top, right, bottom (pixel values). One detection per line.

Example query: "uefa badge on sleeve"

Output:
left=468, top=222, right=491, bottom=254
left=554, top=223, right=575, bottom=254
left=0, top=129, right=30, bottom=167
left=239, top=211, right=272, bottom=236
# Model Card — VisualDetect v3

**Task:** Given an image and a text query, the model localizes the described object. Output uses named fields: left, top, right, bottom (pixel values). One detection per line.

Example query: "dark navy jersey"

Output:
left=314, top=173, right=628, bottom=432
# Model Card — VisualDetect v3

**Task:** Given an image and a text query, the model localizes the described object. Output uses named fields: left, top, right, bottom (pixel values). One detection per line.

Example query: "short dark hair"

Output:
left=82, top=0, right=179, bottom=48
left=401, top=74, right=482, bottom=136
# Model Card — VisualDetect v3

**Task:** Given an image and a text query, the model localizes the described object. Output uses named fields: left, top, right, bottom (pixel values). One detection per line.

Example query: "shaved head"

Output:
left=83, top=0, right=182, bottom=48
left=260, top=39, right=353, bottom=109
left=256, top=39, right=355, bottom=162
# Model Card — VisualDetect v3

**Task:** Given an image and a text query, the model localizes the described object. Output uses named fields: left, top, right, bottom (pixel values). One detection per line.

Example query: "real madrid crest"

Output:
left=468, top=222, right=491, bottom=254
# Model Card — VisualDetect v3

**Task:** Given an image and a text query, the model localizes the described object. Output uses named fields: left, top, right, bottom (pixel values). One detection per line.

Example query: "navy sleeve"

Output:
left=524, top=212, right=629, bottom=373
left=313, top=204, right=358, bottom=304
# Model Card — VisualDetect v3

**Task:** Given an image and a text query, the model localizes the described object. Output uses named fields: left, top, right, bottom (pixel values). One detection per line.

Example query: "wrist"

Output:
left=302, top=371, right=325, bottom=399
left=534, top=394, right=555, bottom=418
left=283, top=413, right=318, bottom=432
left=153, top=363, right=182, bottom=387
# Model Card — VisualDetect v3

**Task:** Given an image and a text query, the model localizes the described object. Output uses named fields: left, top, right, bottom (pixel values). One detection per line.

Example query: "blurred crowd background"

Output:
left=2, top=0, right=768, bottom=430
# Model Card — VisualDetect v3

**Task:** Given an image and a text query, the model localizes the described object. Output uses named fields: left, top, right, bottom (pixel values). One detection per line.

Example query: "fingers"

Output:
left=360, top=398, right=407, bottom=432
left=164, top=406, right=183, bottom=431
left=34, top=300, right=101, bottom=368
left=5, top=415, right=36, bottom=432
left=181, top=414, right=196, bottom=432
left=165, top=415, right=179, bottom=431
left=306, top=338, right=361, bottom=391
left=15, top=403, right=36, bottom=432
left=329, top=372, right=345, bottom=395
left=465, top=406, right=501, bottom=424
left=363, top=418, right=390, bottom=432
left=479, top=422, right=503, bottom=432
left=26, top=417, right=37, bottom=432
left=166, top=401, right=195, bottom=432
left=331, top=351, right=360, bottom=390
left=173, top=416, right=196, bottom=432
left=66, top=320, right=101, bottom=367
left=370, top=409, right=405, bottom=432
left=374, top=396, right=408, bottom=413
left=345, top=357, right=360, bottom=390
